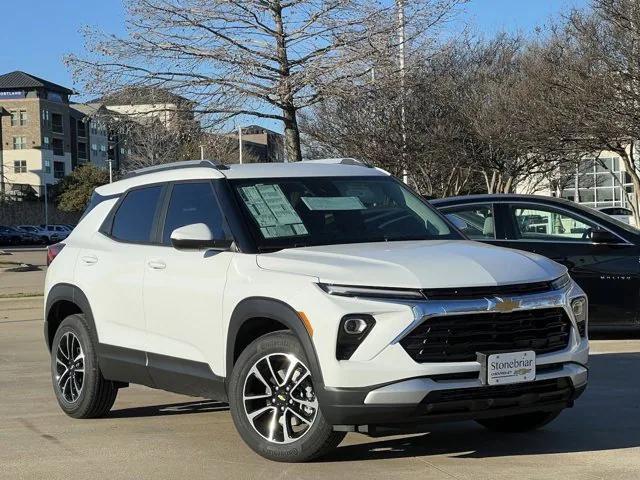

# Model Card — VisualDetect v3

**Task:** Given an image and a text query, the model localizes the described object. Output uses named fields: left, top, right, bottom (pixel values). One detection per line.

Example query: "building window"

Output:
left=53, top=161, right=65, bottom=179
left=51, top=113, right=63, bottom=134
left=77, top=119, right=87, bottom=138
left=91, top=143, right=98, bottom=153
left=561, top=156, right=634, bottom=209
left=12, top=136, right=27, bottom=149
left=78, top=142, right=87, bottom=160
left=52, top=138, right=64, bottom=156
left=43, top=136, right=50, bottom=149
left=42, top=109, right=50, bottom=126
left=44, top=159, right=51, bottom=174
left=9, top=110, right=26, bottom=126
left=100, top=144, right=106, bottom=152
left=14, top=160, right=27, bottom=174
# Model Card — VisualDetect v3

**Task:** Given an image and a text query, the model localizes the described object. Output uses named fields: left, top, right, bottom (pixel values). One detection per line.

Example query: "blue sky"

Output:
left=0, top=0, right=590, bottom=131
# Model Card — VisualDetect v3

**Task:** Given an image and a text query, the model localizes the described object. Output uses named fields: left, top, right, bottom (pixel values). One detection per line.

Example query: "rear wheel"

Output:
left=229, top=332, right=345, bottom=462
left=50, top=314, right=118, bottom=418
left=476, top=410, right=562, bottom=432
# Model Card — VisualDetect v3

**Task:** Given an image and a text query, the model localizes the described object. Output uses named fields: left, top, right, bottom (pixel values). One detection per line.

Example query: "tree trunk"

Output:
left=272, top=1, right=302, bottom=162
left=283, top=106, right=302, bottom=162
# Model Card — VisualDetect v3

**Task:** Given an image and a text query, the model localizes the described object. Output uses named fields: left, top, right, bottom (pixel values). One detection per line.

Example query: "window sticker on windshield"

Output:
left=239, top=184, right=308, bottom=237
left=301, top=196, right=365, bottom=211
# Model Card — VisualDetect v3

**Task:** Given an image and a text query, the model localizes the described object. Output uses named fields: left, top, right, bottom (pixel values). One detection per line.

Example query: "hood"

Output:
left=256, top=240, right=566, bottom=289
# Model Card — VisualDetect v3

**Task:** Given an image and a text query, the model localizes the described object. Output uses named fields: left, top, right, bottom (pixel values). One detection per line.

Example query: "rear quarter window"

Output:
left=109, top=186, right=163, bottom=243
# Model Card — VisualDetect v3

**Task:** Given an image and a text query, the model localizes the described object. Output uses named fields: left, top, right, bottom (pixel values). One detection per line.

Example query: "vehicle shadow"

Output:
left=321, top=352, right=640, bottom=462
left=108, top=400, right=229, bottom=419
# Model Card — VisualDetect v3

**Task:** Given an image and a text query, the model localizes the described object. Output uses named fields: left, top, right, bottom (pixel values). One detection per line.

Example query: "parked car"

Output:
left=14, top=228, right=45, bottom=245
left=38, top=224, right=70, bottom=241
left=16, top=225, right=61, bottom=244
left=433, top=194, right=640, bottom=329
left=45, top=160, right=588, bottom=462
left=0, top=225, right=24, bottom=245
left=597, top=206, right=636, bottom=226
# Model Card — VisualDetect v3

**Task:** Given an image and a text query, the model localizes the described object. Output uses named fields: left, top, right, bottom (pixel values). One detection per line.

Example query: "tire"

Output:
left=50, top=314, right=118, bottom=419
left=476, top=410, right=562, bottom=432
left=229, top=331, right=345, bottom=462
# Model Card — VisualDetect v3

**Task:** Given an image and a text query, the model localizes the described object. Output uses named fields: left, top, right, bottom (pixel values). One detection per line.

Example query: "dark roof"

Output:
left=94, top=86, right=191, bottom=106
left=0, top=71, right=73, bottom=95
left=242, top=124, right=282, bottom=136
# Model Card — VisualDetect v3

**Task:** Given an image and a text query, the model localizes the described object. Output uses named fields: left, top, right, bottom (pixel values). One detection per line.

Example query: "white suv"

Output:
left=44, top=160, right=589, bottom=462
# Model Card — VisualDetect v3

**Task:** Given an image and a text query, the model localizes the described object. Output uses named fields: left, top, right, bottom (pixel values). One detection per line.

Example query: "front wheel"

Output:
left=229, top=332, right=345, bottom=462
left=476, top=410, right=562, bottom=432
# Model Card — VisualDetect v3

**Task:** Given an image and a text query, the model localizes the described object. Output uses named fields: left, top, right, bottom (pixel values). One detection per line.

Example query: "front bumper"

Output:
left=319, top=362, right=587, bottom=432
left=313, top=280, right=589, bottom=432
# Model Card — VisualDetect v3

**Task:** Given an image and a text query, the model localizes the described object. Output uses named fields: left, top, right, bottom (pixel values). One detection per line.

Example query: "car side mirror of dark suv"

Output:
left=170, top=223, right=233, bottom=250
left=591, top=228, right=620, bottom=244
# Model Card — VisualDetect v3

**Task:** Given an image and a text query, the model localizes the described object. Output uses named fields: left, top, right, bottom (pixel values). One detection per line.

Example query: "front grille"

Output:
left=422, top=281, right=552, bottom=301
left=400, top=308, right=571, bottom=363
left=419, top=378, right=573, bottom=416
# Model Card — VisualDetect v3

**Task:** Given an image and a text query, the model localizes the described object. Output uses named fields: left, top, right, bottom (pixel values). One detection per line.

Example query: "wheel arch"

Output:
left=226, top=297, right=324, bottom=386
left=45, top=283, right=98, bottom=351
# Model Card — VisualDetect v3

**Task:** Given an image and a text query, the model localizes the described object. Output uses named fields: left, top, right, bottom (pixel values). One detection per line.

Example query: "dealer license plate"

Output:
left=483, top=351, right=536, bottom=386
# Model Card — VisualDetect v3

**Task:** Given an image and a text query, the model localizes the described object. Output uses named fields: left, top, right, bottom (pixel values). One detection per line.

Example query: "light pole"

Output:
left=397, top=0, right=408, bottom=185
left=238, top=126, right=244, bottom=164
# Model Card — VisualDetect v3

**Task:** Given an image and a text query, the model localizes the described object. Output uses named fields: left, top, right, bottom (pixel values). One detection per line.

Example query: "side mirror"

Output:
left=170, top=223, right=233, bottom=250
left=591, top=228, right=620, bottom=244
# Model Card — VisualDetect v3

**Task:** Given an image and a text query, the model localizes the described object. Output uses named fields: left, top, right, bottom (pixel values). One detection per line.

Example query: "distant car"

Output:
left=597, top=206, right=635, bottom=226
left=0, top=226, right=23, bottom=245
left=16, top=225, right=61, bottom=244
left=433, top=194, right=640, bottom=329
left=38, top=225, right=70, bottom=241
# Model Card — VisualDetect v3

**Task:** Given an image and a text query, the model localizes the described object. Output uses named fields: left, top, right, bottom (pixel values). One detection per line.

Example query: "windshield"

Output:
left=231, top=176, right=460, bottom=250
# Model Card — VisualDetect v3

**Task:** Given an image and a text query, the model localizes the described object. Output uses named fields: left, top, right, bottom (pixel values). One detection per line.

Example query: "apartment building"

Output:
left=0, top=71, right=74, bottom=198
left=0, top=71, right=132, bottom=199
left=235, top=125, right=285, bottom=163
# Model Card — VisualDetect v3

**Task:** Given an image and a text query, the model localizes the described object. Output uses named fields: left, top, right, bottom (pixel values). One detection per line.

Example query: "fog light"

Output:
left=571, top=297, right=588, bottom=337
left=336, top=314, right=375, bottom=360
left=343, top=318, right=368, bottom=335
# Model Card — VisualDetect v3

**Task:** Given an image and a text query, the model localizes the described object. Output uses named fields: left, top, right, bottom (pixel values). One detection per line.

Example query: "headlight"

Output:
left=571, top=296, right=588, bottom=337
left=550, top=273, right=571, bottom=290
left=318, top=283, right=424, bottom=300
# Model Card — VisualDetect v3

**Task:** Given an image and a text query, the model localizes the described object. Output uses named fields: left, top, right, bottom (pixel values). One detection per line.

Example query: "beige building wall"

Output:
left=1, top=95, right=73, bottom=195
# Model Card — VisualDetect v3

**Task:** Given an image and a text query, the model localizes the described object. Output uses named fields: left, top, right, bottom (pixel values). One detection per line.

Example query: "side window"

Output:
left=162, top=182, right=230, bottom=245
left=510, top=205, right=602, bottom=242
left=444, top=204, right=495, bottom=240
left=111, top=186, right=163, bottom=243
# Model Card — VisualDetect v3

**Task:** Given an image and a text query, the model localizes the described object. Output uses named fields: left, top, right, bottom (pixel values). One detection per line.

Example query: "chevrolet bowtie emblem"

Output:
left=494, top=298, right=520, bottom=313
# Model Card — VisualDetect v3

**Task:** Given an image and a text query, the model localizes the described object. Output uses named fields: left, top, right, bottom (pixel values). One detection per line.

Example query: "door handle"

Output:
left=147, top=260, right=166, bottom=270
left=80, top=255, right=98, bottom=265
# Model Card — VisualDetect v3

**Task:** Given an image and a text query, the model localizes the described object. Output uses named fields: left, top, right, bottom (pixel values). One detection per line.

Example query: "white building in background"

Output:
left=517, top=151, right=637, bottom=212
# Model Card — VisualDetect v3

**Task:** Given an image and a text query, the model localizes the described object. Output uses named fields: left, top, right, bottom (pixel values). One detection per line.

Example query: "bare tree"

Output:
left=534, top=0, right=640, bottom=223
left=303, top=34, right=582, bottom=197
left=66, top=0, right=460, bottom=162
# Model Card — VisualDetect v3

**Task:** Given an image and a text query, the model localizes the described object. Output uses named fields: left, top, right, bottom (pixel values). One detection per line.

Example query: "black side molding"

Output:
left=98, top=344, right=227, bottom=401
left=45, top=283, right=98, bottom=349
left=226, top=297, right=322, bottom=384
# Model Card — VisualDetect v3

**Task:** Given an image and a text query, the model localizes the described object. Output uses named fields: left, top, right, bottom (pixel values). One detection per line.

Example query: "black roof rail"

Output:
left=301, top=157, right=374, bottom=168
left=121, top=160, right=229, bottom=179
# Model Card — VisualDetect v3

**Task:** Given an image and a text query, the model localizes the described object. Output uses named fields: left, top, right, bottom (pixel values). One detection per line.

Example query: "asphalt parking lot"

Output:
left=1, top=250, right=639, bottom=479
